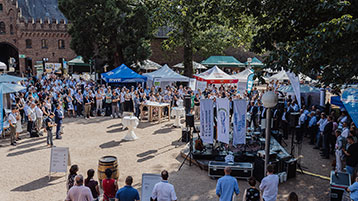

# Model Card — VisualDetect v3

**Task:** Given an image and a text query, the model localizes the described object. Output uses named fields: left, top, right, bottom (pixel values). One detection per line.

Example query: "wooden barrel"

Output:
left=98, top=156, right=119, bottom=188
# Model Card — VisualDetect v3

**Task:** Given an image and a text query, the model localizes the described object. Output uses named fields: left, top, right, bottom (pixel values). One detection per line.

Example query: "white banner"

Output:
left=286, top=71, right=301, bottom=108
left=237, top=82, right=247, bottom=96
left=200, top=99, right=214, bottom=144
left=196, top=81, right=207, bottom=92
left=216, top=98, right=230, bottom=144
left=189, top=78, right=196, bottom=91
left=233, top=100, right=247, bottom=145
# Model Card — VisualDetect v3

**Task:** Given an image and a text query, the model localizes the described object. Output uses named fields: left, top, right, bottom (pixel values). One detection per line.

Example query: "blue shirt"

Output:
left=216, top=175, right=240, bottom=201
left=349, top=181, right=358, bottom=201
left=115, top=185, right=140, bottom=201
left=308, top=116, right=317, bottom=127
left=259, top=174, right=279, bottom=201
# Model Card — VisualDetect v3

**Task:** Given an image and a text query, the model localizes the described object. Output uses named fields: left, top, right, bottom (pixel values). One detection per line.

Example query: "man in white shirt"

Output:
left=35, top=102, right=44, bottom=135
left=65, top=174, right=93, bottom=201
left=314, top=113, right=327, bottom=149
left=27, top=102, right=37, bottom=137
left=259, top=165, right=279, bottom=201
left=151, top=170, right=177, bottom=201
left=8, top=107, right=17, bottom=146
left=341, top=122, right=349, bottom=138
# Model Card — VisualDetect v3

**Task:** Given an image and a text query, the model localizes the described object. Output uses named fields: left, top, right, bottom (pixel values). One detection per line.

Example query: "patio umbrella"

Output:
left=0, top=62, right=6, bottom=70
left=0, top=83, right=26, bottom=93
left=131, top=60, right=162, bottom=71
left=0, top=74, right=27, bottom=83
left=173, top=61, right=207, bottom=70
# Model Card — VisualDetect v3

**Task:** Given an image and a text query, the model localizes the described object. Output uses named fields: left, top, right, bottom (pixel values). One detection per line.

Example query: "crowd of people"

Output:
left=3, top=71, right=358, bottom=200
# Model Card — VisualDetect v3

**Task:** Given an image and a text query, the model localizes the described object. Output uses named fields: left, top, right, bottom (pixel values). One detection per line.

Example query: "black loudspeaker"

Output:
left=184, top=95, right=191, bottom=114
left=185, top=114, right=194, bottom=128
left=289, top=112, right=300, bottom=128
left=182, top=128, right=190, bottom=142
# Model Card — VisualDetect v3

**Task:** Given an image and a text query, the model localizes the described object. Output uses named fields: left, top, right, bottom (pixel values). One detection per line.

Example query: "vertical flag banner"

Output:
left=247, top=73, right=254, bottom=93
left=216, top=98, right=230, bottom=144
left=0, top=87, right=3, bottom=137
left=233, top=99, right=247, bottom=145
left=342, top=88, right=358, bottom=127
left=200, top=99, right=214, bottom=144
left=286, top=71, right=301, bottom=108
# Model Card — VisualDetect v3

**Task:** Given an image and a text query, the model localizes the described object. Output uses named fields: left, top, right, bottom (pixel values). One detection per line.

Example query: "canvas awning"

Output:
left=101, top=64, right=147, bottom=83
left=193, top=66, right=238, bottom=84
left=0, top=74, right=27, bottom=83
left=173, top=61, right=207, bottom=70
left=201, top=56, right=244, bottom=68
left=0, top=83, right=26, bottom=93
left=144, top=64, right=189, bottom=82
left=68, top=56, right=90, bottom=66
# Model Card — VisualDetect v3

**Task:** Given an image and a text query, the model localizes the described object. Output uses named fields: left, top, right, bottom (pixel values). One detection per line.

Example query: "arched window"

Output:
left=0, top=4, right=3, bottom=12
left=10, top=24, right=14, bottom=35
left=26, top=39, right=32, bottom=48
left=0, top=21, right=5, bottom=34
left=58, top=39, right=65, bottom=49
left=41, top=39, right=48, bottom=49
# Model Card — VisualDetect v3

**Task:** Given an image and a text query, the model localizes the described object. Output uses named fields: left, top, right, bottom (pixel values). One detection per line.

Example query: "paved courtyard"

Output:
left=0, top=117, right=332, bottom=201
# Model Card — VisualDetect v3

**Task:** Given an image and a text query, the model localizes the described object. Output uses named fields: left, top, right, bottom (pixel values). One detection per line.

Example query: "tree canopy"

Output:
left=235, top=0, right=358, bottom=85
left=58, top=0, right=153, bottom=69
left=149, top=0, right=254, bottom=77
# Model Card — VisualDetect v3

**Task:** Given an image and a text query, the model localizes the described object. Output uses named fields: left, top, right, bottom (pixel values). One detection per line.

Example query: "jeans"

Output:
left=111, top=104, right=120, bottom=118
left=96, top=100, right=103, bottom=114
left=47, top=130, right=53, bottom=145
left=10, top=125, right=16, bottom=144
left=56, top=122, right=62, bottom=138
left=316, top=131, right=322, bottom=147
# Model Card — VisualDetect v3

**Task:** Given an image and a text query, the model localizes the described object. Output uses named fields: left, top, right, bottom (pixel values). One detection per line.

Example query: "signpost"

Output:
left=49, top=147, right=71, bottom=180
left=19, top=54, right=26, bottom=59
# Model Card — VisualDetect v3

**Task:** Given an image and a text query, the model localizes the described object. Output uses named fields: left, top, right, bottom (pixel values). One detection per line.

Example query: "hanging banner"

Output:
left=196, top=81, right=207, bottom=92
left=189, top=79, right=196, bottom=91
left=237, top=82, right=247, bottom=95
left=233, top=99, right=247, bottom=145
left=247, top=73, right=254, bottom=93
left=216, top=98, right=230, bottom=144
left=0, top=87, right=3, bottom=137
left=341, top=88, right=358, bottom=127
left=286, top=71, right=301, bottom=108
left=200, top=99, right=214, bottom=144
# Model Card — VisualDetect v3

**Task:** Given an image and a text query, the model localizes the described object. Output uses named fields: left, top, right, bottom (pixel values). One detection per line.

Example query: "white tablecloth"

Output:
left=122, top=116, right=139, bottom=141
left=171, top=107, right=185, bottom=127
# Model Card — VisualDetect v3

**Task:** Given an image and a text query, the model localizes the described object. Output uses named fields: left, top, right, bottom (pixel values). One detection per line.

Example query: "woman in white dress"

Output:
left=15, top=108, right=22, bottom=140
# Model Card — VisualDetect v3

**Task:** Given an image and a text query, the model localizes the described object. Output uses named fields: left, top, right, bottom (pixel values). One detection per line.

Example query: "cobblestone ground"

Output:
left=0, top=117, right=331, bottom=201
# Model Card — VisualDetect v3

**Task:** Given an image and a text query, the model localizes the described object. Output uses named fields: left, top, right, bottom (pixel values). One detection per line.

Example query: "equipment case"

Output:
left=208, top=161, right=253, bottom=179
left=330, top=171, right=351, bottom=201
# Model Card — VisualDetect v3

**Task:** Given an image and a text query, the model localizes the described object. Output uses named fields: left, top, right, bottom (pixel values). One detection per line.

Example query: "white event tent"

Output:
left=144, top=64, right=189, bottom=87
left=193, top=66, right=238, bottom=84
left=173, top=61, right=207, bottom=70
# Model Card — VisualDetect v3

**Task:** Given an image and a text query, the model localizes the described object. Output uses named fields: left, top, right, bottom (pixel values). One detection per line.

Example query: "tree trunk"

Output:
left=183, top=24, right=193, bottom=78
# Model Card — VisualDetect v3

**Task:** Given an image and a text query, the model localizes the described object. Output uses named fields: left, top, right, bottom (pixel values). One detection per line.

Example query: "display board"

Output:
left=49, top=147, right=70, bottom=179
left=141, top=173, right=161, bottom=201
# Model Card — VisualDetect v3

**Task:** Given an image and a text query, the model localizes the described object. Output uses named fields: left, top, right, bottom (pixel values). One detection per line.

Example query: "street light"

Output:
left=261, top=91, right=278, bottom=175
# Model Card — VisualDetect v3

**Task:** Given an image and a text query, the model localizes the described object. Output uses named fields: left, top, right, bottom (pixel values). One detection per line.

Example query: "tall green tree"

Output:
left=59, top=0, right=153, bottom=69
left=149, top=0, right=254, bottom=77
left=233, top=0, right=358, bottom=85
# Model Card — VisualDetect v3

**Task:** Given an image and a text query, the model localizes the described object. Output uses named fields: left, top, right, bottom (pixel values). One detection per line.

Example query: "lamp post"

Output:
left=247, top=57, right=252, bottom=69
left=261, top=91, right=278, bottom=174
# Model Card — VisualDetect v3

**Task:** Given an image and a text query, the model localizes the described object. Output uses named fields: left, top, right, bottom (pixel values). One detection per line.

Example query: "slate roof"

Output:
left=17, top=0, right=67, bottom=22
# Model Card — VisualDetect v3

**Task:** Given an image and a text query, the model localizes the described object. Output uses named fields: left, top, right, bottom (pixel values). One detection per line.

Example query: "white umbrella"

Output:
left=131, top=60, right=161, bottom=71
left=173, top=61, right=207, bottom=70
left=0, top=62, right=6, bottom=70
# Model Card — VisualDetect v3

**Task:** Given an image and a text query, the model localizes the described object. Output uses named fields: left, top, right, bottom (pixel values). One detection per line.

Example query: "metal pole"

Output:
left=264, top=108, right=272, bottom=175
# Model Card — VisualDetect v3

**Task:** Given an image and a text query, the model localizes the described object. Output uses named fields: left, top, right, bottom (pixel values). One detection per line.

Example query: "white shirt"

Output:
left=65, top=185, right=93, bottom=201
left=35, top=107, right=43, bottom=118
left=27, top=107, right=37, bottom=121
left=8, top=113, right=17, bottom=125
left=342, top=127, right=349, bottom=138
left=151, top=181, right=177, bottom=201
left=318, top=118, right=328, bottom=132
left=259, top=174, right=279, bottom=201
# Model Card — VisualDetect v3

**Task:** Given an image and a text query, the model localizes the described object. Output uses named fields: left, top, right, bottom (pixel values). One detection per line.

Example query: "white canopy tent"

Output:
left=267, top=70, right=313, bottom=82
left=144, top=64, right=189, bottom=87
left=0, top=62, right=6, bottom=70
left=193, top=66, right=238, bottom=84
left=231, top=68, right=254, bottom=81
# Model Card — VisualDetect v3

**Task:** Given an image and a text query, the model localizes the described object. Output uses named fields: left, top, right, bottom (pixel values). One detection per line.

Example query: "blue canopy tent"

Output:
left=101, top=64, right=147, bottom=83
left=331, top=96, right=345, bottom=109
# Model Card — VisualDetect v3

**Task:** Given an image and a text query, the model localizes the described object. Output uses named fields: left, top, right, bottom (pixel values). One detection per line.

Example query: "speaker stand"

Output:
left=178, top=127, right=202, bottom=171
